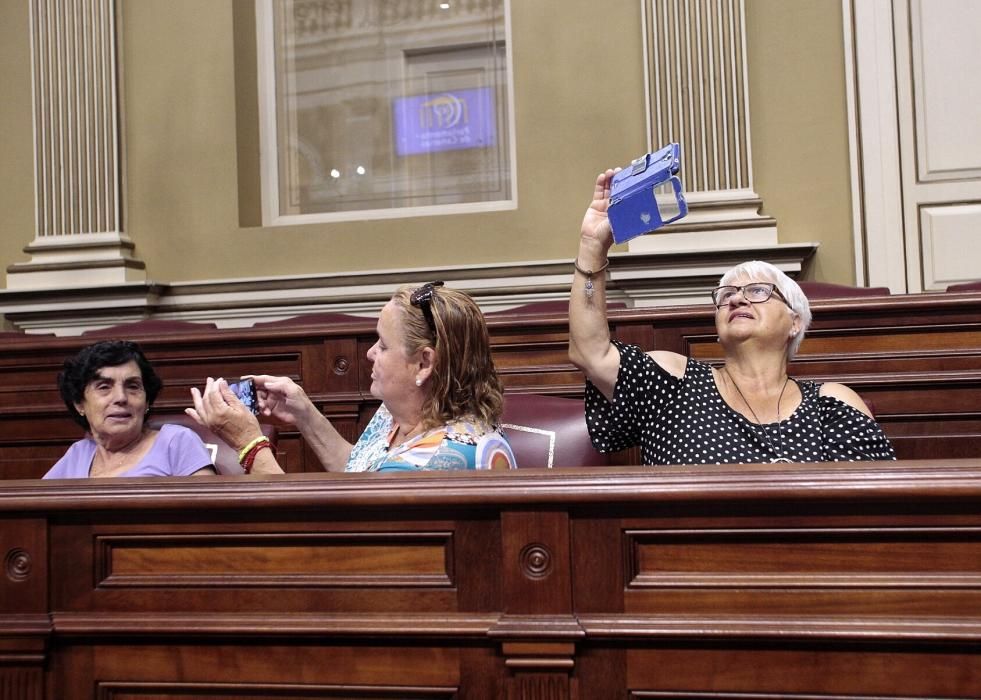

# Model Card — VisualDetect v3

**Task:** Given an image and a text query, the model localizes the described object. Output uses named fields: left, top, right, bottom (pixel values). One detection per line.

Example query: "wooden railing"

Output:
left=1, top=461, right=979, bottom=698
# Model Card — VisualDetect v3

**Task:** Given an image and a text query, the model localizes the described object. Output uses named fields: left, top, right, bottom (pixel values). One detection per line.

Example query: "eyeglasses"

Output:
left=711, top=282, right=791, bottom=309
left=410, top=280, right=444, bottom=338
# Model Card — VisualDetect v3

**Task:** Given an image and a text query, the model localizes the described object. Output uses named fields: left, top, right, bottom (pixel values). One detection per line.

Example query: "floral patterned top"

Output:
left=345, top=404, right=516, bottom=472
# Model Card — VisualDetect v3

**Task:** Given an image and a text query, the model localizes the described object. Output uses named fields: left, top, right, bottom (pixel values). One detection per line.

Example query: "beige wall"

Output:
left=0, top=0, right=36, bottom=273
left=745, top=0, right=854, bottom=282
left=0, top=0, right=855, bottom=287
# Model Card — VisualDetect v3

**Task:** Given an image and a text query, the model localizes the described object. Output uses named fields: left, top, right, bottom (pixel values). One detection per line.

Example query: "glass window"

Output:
left=257, top=0, right=515, bottom=225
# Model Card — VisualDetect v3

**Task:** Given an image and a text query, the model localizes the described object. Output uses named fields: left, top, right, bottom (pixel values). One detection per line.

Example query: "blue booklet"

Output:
left=607, top=143, right=688, bottom=243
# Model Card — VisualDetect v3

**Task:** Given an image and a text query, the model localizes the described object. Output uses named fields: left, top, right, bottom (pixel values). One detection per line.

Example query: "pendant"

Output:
left=584, top=278, right=595, bottom=299
left=770, top=457, right=792, bottom=463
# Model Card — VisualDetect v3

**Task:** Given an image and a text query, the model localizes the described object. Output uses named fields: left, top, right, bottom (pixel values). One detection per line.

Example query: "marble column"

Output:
left=7, top=0, right=145, bottom=290
left=630, top=0, right=777, bottom=252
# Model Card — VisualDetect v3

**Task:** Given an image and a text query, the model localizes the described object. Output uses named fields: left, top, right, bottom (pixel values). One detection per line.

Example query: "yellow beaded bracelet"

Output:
left=237, top=435, right=269, bottom=464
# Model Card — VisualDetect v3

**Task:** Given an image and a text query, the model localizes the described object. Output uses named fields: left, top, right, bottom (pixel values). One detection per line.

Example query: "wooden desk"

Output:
left=1, top=461, right=979, bottom=698
left=1, top=290, right=980, bottom=477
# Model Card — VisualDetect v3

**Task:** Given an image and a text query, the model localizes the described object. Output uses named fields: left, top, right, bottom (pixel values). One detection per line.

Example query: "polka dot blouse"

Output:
left=585, top=341, right=897, bottom=465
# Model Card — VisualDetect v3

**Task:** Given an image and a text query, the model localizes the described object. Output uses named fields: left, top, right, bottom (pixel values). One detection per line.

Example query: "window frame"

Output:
left=255, top=0, right=518, bottom=227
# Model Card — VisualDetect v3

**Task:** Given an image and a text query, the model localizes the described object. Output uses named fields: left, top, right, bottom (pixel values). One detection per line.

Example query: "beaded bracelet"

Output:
left=573, top=257, right=610, bottom=299
left=240, top=439, right=271, bottom=474
left=237, top=435, right=269, bottom=464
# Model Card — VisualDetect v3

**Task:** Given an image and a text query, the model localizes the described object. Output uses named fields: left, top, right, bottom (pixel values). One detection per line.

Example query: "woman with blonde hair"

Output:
left=188, top=282, right=515, bottom=473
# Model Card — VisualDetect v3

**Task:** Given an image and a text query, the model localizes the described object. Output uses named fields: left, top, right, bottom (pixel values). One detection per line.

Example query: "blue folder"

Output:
left=607, top=143, right=688, bottom=243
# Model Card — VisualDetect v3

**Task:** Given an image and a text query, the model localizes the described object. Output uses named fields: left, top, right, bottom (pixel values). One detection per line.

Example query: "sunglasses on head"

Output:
left=410, top=280, right=444, bottom=338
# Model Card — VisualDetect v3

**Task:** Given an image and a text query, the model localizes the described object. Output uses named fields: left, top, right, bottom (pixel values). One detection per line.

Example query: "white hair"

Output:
left=719, top=260, right=812, bottom=358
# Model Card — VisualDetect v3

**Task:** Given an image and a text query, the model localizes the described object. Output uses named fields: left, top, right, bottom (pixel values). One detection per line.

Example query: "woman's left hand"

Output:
left=186, top=377, right=263, bottom=451
left=579, top=169, right=618, bottom=256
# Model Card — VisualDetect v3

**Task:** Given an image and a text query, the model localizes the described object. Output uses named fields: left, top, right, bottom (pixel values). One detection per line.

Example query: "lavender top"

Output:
left=43, top=424, right=213, bottom=479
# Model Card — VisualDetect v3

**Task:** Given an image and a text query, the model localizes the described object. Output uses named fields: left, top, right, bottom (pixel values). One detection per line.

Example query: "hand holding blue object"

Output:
left=607, top=143, right=688, bottom=243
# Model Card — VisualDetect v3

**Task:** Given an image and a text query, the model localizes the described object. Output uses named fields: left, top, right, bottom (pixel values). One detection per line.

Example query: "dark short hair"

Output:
left=58, top=340, right=162, bottom=430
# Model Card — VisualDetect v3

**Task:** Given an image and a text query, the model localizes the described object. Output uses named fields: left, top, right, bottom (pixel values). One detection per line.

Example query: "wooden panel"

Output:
left=2, top=291, right=981, bottom=477
left=628, top=527, right=981, bottom=580
left=98, top=532, right=453, bottom=587
left=0, top=517, right=48, bottom=700
left=626, top=645, right=981, bottom=697
left=78, top=644, right=461, bottom=699
left=0, top=518, right=47, bottom=614
left=1, top=463, right=980, bottom=697
left=501, top=511, right=572, bottom=615
left=49, top=518, right=464, bottom=615
left=0, top=668, right=44, bottom=700
left=620, top=526, right=981, bottom=616
left=97, top=687, right=454, bottom=700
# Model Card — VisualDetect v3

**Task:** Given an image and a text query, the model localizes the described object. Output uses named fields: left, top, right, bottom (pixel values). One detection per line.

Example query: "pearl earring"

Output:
left=415, top=379, right=422, bottom=386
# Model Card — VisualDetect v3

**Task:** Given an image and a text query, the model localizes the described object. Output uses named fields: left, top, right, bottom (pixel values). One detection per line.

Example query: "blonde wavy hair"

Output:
left=390, top=283, right=504, bottom=429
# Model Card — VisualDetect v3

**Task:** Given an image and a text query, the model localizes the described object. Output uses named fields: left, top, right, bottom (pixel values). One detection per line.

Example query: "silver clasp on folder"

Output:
left=630, top=154, right=649, bottom=175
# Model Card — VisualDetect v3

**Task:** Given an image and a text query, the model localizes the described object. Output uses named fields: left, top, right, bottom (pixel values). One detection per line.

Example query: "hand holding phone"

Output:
left=227, top=378, right=259, bottom=415
left=607, top=142, right=688, bottom=243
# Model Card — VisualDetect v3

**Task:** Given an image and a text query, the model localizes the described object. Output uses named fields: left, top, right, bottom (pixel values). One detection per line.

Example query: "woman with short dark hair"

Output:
left=44, top=340, right=215, bottom=478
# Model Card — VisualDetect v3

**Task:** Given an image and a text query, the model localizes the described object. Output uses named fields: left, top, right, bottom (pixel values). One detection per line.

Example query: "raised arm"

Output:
left=569, top=170, right=622, bottom=400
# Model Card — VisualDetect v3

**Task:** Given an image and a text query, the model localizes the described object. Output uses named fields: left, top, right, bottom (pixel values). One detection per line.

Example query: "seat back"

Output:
left=484, top=300, right=627, bottom=316
left=82, top=319, right=219, bottom=336
left=251, top=311, right=366, bottom=327
left=945, top=280, right=981, bottom=292
left=797, top=281, right=890, bottom=298
left=147, top=414, right=278, bottom=475
left=501, top=393, right=609, bottom=468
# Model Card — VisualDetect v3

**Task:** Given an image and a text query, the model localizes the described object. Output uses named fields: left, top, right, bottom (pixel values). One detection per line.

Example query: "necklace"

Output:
left=722, top=367, right=792, bottom=463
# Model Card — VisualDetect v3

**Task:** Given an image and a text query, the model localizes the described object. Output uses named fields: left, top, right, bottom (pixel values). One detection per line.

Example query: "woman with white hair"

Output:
left=568, top=170, right=895, bottom=465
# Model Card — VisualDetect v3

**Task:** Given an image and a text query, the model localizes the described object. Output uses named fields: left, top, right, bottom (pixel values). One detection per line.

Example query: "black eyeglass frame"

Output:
left=711, top=282, right=791, bottom=309
left=410, top=280, right=445, bottom=338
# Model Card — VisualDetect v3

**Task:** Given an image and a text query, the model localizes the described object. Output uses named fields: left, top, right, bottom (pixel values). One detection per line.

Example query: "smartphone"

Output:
left=228, top=378, right=259, bottom=415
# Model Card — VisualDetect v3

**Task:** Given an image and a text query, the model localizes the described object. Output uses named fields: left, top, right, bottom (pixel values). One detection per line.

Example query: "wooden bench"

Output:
left=1, top=290, right=979, bottom=477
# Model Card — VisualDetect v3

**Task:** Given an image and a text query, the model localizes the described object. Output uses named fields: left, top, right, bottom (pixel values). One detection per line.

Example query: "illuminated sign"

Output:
left=393, top=88, right=497, bottom=156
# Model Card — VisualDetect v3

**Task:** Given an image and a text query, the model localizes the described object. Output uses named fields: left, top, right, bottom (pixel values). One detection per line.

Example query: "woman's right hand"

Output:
left=252, top=374, right=352, bottom=472
left=250, top=374, right=315, bottom=428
